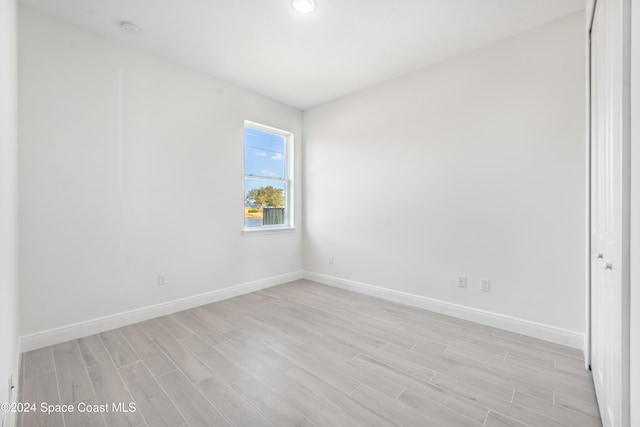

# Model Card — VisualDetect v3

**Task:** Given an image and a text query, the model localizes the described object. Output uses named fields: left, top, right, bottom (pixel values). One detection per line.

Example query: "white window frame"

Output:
left=243, top=120, right=294, bottom=233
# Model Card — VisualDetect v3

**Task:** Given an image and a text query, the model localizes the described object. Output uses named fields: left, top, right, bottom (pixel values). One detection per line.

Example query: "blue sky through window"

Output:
left=244, top=127, right=285, bottom=187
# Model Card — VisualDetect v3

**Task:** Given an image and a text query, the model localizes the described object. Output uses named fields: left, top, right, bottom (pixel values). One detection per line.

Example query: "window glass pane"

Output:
left=244, top=178, right=286, bottom=227
left=244, top=127, right=286, bottom=179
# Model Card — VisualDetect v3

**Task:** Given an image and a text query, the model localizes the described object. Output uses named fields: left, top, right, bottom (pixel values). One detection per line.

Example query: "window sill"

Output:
left=242, top=226, right=296, bottom=236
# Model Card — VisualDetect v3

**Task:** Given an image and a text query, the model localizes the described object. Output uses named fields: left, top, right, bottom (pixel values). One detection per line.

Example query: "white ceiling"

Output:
left=19, top=0, right=585, bottom=110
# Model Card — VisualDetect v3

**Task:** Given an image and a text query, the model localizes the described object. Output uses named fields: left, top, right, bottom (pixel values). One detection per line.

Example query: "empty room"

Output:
left=1, top=0, right=638, bottom=426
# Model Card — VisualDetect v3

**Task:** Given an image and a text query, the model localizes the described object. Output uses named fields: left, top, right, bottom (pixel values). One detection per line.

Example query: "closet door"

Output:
left=590, top=0, right=630, bottom=425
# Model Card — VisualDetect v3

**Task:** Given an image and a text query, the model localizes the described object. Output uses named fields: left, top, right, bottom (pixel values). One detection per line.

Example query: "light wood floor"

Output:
left=18, top=280, right=601, bottom=427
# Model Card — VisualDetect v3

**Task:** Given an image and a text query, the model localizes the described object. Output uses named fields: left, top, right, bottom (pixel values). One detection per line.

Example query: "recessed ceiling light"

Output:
left=292, top=0, right=315, bottom=13
left=120, top=21, right=140, bottom=35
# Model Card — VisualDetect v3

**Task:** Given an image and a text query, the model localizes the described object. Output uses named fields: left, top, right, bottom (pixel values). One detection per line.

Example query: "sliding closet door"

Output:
left=590, top=0, right=630, bottom=425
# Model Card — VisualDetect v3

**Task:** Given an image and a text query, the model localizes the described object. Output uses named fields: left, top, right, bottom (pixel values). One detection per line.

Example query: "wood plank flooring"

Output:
left=18, top=280, right=601, bottom=426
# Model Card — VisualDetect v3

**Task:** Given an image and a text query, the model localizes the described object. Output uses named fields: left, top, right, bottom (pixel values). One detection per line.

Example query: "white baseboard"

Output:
left=20, top=271, right=303, bottom=352
left=20, top=270, right=584, bottom=353
left=303, top=271, right=584, bottom=350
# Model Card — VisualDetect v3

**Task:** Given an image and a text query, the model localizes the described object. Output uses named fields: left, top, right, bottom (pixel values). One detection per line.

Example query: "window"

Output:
left=244, top=121, right=293, bottom=230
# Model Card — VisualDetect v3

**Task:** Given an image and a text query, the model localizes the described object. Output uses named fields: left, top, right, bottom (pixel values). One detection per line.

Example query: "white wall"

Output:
left=0, top=0, right=19, bottom=425
left=303, top=13, right=586, bottom=333
left=18, top=6, right=302, bottom=337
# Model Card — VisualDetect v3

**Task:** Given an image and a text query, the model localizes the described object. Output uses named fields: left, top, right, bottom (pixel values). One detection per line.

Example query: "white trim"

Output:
left=242, top=226, right=296, bottom=236
left=629, top=1, right=639, bottom=423
left=584, top=4, right=593, bottom=370
left=20, top=269, right=585, bottom=354
left=303, top=271, right=584, bottom=350
left=20, top=271, right=303, bottom=352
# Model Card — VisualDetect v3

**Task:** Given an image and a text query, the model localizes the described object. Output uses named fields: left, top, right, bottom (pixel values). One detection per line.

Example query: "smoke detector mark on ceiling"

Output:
left=120, top=21, right=140, bottom=35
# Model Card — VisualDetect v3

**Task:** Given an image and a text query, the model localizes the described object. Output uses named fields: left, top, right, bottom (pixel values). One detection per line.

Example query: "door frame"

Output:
left=585, top=0, right=595, bottom=370
left=630, top=1, right=639, bottom=425
left=586, top=0, right=632, bottom=425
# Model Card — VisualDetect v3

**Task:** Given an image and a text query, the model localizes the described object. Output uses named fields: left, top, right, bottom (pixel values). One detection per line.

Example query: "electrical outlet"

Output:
left=480, top=279, right=491, bottom=292
left=328, top=255, right=334, bottom=264
left=457, top=275, right=467, bottom=288
left=158, top=274, right=167, bottom=286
